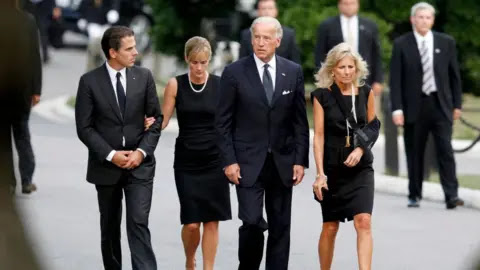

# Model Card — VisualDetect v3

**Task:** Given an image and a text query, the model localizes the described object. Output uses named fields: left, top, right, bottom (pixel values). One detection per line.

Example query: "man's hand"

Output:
left=292, top=165, right=305, bottom=186
left=344, top=147, right=364, bottom=167
left=111, top=150, right=132, bottom=168
left=123, top=150, right=144, bottom=169
left=392, top=114, right=404, bottom=126
left=31, top=95, right=40, bottom=107
left=224, top=163, right=241, bottom=185
left=371, top=82, right=383, bottom=96
left=453, top=109, right=462, bottom=121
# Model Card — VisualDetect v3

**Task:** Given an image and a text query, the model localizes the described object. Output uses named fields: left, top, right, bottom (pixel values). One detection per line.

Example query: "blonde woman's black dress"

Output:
left=174, top=73, right=231, bottom=224
left=311, top=85, right=375, bottom=222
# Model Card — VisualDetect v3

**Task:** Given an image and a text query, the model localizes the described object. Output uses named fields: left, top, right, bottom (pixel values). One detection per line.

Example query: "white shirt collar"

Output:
left=253, top=53, right=276, bottom=71
left=413, top=30, right=433, bottom=45
left=340, top=14, right=358, bottom=23
left=105, top=61, right=127, bottom=82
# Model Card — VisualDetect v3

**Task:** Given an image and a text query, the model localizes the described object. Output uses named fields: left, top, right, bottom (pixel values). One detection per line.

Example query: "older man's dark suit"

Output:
left=239, top=27, right=301, bottom=64
left=389, top=31, right=462, bottom=202
left=75, top=64, right=162, bottom=269
left=314, top=16, right=383, bottom=85
left=216, top=55, right=309, bottom=269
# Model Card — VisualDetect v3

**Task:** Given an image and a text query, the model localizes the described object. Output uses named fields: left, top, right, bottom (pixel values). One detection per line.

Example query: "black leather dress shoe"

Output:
left=446, top=198, right=464, bottom=209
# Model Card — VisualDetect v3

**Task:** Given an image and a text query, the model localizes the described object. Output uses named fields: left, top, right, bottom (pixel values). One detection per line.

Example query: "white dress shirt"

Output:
left=253, top=53, right=276, bottom=90
left=340, top=14, right=359, bottom=52
left=104, top=62, right=146, bottom=161
left=392, top=30, right=437, bottom=117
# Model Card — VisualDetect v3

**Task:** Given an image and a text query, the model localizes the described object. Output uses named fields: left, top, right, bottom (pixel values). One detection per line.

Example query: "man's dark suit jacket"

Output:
left=215, top=55, right=309, bottom=187
left=239, top=26, right=301, bottom=64
left=314, top=15, right=383, bottom=85
left=75, top=64, right=163, bottom=185
left=389, top=32, right=462, bottom=123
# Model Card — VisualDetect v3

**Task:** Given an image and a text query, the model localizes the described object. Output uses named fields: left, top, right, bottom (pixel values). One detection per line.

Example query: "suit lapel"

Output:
left=125, top=67, right=137, bottom=118
left=432, top=32, right=442, bottom=90
left=358, top=17, right=366, bottom=56
left=406, top=32, right=422, bottom=71
left=271, top=56, right=285, bottom=106
left=335, top=16, right=344, bottom=42
left=245, top=56, right=269, bottom=106
left=99, top=64, right=123, bottom=122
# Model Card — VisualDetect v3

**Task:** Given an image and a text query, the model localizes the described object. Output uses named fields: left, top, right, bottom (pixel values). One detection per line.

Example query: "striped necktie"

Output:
left=420, top=40, right=433, bottom=95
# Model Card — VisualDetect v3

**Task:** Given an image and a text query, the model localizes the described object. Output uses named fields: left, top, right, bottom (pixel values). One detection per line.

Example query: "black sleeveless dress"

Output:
left=311, top=84, right=374, bottom=223
left=173, top=73, right=231, bottom=224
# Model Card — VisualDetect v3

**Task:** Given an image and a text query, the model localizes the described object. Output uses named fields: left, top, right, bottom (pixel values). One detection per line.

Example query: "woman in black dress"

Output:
left=152, top=36, right=231, bottom=270
left=311, top=43, right=378, bottom=270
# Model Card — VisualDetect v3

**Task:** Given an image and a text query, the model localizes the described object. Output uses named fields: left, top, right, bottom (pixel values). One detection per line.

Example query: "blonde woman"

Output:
left=311, top=42, right=380, bottom=270
left=148, top=37, right=231, bottom=270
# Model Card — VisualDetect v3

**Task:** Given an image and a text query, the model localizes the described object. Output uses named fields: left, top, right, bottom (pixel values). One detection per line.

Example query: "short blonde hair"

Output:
left=184, top=36, right=212, bottom=62
left=314, top=42, right=369, bottom=88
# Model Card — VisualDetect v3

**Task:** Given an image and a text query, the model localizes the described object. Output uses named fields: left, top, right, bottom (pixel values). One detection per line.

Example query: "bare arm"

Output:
left=312, top=97, right=325, bottom=176
left=312, top=96, right=328, bottom=200
left=367, top=89, right=376, bottom=123
left=161, top=77, right=178, bottom=130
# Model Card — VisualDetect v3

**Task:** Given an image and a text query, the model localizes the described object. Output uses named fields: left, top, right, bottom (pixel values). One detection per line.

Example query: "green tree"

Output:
left=276, top=0, right=480, bottom=95
left=148, top=0, right=238, bottom=60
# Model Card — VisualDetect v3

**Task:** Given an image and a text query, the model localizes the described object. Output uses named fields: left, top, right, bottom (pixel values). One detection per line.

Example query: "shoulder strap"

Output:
left=330, top=83, right=360, bottom=130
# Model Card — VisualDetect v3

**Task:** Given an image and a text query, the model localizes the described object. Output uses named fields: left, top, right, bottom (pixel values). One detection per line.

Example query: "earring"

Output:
left=331, top=73, right=335, bottom=78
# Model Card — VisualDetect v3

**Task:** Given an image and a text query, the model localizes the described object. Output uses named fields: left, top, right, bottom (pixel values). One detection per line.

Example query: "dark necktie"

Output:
left=116, top=72, right=126, bottom=117
left=263, top=64, right=274, bottom=105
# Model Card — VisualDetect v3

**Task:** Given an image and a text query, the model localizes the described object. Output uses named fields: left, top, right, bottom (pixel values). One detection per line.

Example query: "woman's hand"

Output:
left=313, top=174, right=328, bottom=201
left=344, top=147, right=364, bottom=167
left=144, top=116, right=155, bottom=131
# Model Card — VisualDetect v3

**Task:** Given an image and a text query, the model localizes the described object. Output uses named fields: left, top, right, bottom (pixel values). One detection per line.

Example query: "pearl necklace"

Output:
left=188, top=71, right=209, bottom=93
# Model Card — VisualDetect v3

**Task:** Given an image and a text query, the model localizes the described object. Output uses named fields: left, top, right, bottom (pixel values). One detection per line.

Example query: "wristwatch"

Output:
left=316, top=174, right=327, bottom=181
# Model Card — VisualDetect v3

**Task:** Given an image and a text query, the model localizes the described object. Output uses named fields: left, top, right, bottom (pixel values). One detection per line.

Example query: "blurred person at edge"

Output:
left=23, top=0, right=59, bottom=64
left=3, top=0, right=43, bottom=195
left=0, top=0, right=43, bottom=269
left=239, top=0, right=301, bottom=64
left=389, top=2, right=463, bottom=209
left=314, top=0, right=384, bottom=104
left=146, top=36, right=232, bottom=270
left=76, top=0, right=121, bottom=71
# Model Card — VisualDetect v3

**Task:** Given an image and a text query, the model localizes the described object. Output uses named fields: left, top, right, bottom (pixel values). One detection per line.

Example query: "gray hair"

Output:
left=250, top=16, right=283, bottom=39
left=314, top=43, right=369, bottom=88
left=411, top=2, right=436, bottom=17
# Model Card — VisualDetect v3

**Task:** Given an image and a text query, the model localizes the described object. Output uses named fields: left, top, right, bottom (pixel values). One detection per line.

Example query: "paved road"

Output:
left=15, top=45, right=480, bottom=269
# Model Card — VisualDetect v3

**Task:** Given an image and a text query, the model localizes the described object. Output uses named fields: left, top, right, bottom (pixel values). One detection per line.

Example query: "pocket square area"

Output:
left=282, top=90, right=292, bottom=95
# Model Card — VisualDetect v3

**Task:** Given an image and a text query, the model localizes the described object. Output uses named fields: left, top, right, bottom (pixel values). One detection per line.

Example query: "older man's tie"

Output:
left=420, top=40, right=434, bottom=95
left=263, top=64, right=274, bottom=105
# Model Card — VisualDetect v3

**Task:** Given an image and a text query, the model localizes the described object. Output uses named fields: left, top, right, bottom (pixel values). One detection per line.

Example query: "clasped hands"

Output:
left=112, top=150, right=144, bottom=170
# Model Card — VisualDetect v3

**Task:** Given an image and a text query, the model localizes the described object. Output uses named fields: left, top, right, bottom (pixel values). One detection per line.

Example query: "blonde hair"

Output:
left=184, top=36, right=212, bottom=62
left=314, top=42, right=369, bottom=88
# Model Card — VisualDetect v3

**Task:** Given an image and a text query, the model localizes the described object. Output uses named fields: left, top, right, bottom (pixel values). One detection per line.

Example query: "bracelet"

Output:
left=316, top=174, right=327, bottom=180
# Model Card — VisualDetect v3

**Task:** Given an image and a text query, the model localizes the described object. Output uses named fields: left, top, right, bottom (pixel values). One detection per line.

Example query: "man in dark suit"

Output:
left=216, top=16, right=309, bottom=270
left=7, top=0, right=43, bottom=195
left=389, top=2, right=463, bottom=209
left=314, top=0, right=383, bottom=95
left=75, top=26, right=162, bottom=269
left=239, top=0, right=301, bottom=64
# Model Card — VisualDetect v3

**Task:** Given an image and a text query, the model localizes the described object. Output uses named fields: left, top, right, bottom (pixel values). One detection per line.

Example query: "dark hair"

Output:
left=101, top=26, right=134, bottom=59
left=255, top=0, right=276, bottom=9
